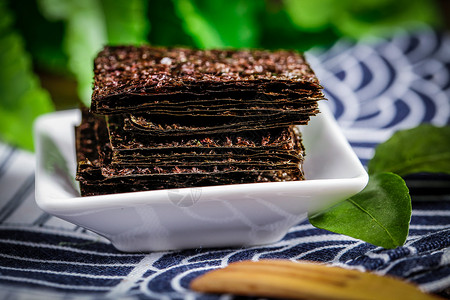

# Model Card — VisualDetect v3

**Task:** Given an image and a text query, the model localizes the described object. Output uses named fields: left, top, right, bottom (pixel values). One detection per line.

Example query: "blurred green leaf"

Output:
left=368, top=125, right=450, bottom=176
left=193, top=0, right=263, bottom=48
left=147, top=0, right=196, bottom=47
left=284, top=0, right=336, bottom=31
left=38, top=0, right=107, bottom=106
left=335, top=0, right=441, bottom=38
left=101, top=0, right=149, bottom=45
left=0, top=2, right=54, bottom=150
left=172, top=0, right=263, bottom=48
left=38, top=0, right=150, bottom=106
left=258, top=3, right=339, bottom=52
left=8, top=0, right=68, bottom=73
left=172, top=0, right=224, bottom=48
left=283, top=0, right=441, bottom=39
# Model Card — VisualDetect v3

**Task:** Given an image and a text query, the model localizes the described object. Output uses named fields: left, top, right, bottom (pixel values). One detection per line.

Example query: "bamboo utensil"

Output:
left=191, top=259, right=442, bottom=300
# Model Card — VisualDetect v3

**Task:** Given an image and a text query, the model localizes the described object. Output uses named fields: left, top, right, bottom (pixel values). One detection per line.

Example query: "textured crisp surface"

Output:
left=92, top=46, right=321, bottom=99
left=90, top=46, right=325, bottom=114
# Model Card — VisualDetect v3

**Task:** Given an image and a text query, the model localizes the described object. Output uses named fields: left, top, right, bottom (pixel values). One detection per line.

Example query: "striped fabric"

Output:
left=0, top=25, right=449, bottom=299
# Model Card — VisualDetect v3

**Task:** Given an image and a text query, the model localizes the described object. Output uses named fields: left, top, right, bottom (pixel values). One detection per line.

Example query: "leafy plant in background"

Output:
left=283, top=0, right=439, bottom=38
left=38, top=0, right=150, bottom=105
left=172, top=0, right=263, bottom=49
left=0, top=2, right=54, bottom=150
left=1, top=0, right=442, bottom=149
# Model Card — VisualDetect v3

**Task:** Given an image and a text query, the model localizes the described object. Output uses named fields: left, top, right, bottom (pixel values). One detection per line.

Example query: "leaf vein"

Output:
left=348, top=199, right=398, bottom=246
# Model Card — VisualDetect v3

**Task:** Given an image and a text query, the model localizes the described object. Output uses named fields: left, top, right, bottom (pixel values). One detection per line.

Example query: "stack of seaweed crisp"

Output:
left=75, top=46, right=325, bottom=196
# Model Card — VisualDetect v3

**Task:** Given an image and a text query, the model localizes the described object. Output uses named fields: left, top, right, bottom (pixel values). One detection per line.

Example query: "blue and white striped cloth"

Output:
left=0, top=25, right=449, bottom=299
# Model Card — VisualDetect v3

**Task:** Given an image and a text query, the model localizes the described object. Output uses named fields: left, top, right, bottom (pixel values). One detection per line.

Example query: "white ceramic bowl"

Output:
left=34, top=102, right=368, bottom=252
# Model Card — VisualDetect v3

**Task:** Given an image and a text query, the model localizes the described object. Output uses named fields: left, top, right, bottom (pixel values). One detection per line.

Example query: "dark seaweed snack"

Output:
left=75, top=46, right=324, bottom=196
left=91, top=46, right=325, bottom=114
left=75, top=109, right=305, bottom=196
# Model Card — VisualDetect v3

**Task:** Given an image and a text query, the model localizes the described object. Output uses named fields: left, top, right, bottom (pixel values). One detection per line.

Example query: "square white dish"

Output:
left=34, top=102, right=368, bottom=252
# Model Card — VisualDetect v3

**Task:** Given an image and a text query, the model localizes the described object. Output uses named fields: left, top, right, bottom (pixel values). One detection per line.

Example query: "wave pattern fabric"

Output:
left=1, top=26, right=449, bottom=299
left=308, top=26, right=450, bottom=166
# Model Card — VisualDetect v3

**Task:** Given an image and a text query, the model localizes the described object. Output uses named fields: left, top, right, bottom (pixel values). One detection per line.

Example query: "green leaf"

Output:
left=368, top=125, right=450, bottom=176
left=147, top=0, right=196, bottom=47
left=333, top=0, right=441, bottom=38
left=172, top=0, right=262, bottom=48
left=100, top=0, right=149, bottom=45
left=193, top=0, right=262, bottom=48
left=309, top=173, right=411, bottom=249
left=283, top=0, right=441, bottom=40
left=172, top=0, right=224, bottom=48
left=284, top=0, right=336, bottom=31
left=8, top=0, right=68, bottom=73
left=0, top=2, right=54, bottom=150
left=38, top=0, right=150, bottom=106
left=38, top=0, right=107, bottom=106
left=257, top=2, right=339, bottom=52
